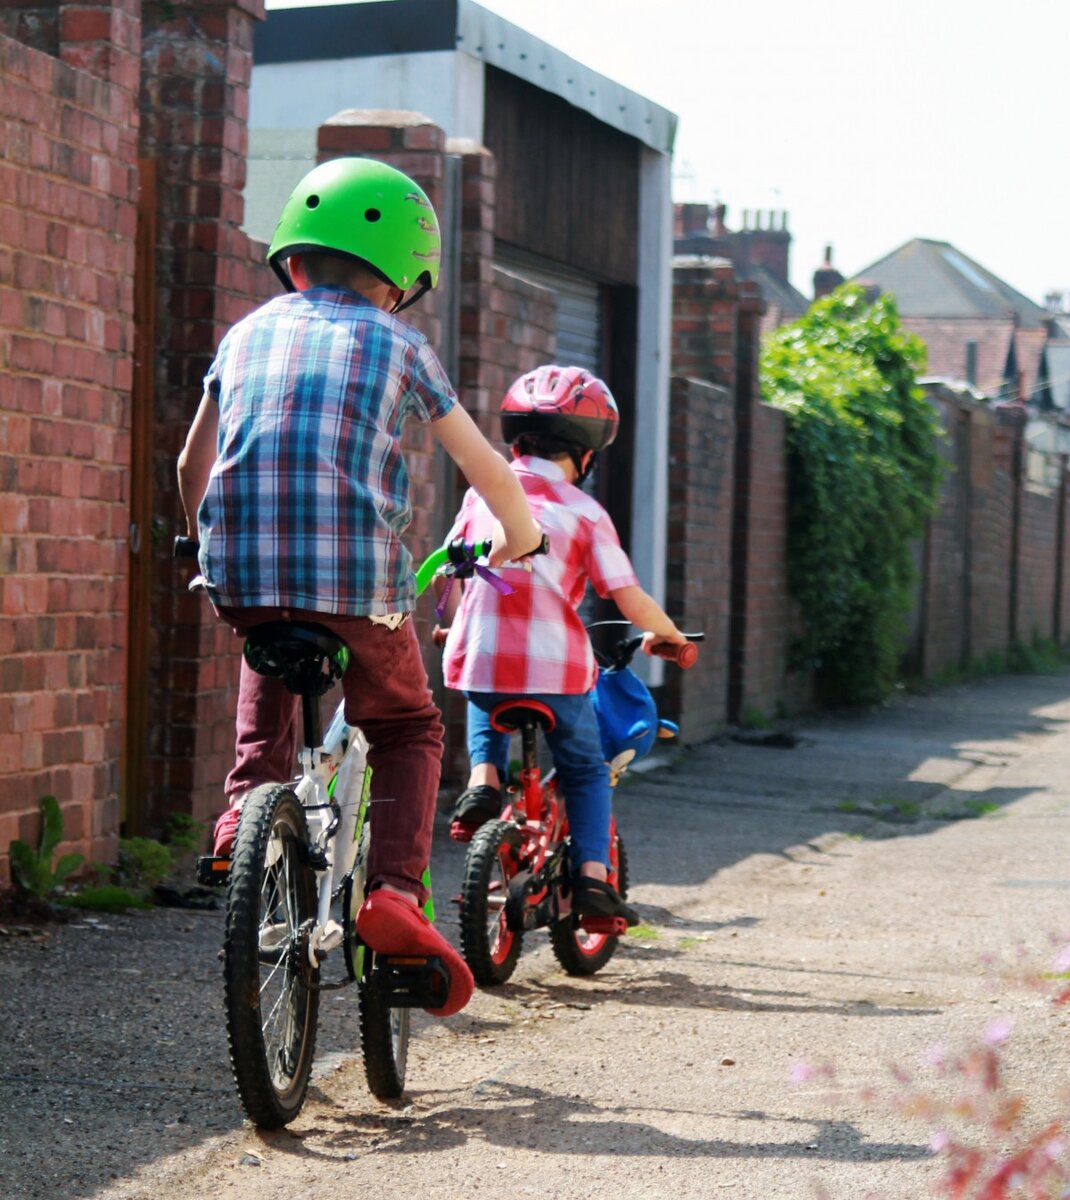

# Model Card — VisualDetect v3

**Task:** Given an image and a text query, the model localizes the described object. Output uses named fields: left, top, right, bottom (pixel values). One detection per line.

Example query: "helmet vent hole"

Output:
left=364, top=207, right=382, bottom=223
left=306, top=195, right=320, bottom=209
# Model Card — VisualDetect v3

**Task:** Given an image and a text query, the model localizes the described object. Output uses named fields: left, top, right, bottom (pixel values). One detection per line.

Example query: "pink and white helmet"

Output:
left=500, top=365, right=620, bottom=451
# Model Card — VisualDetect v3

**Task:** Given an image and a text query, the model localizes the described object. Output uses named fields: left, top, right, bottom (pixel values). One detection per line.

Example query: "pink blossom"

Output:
left=984, top=1016, right=1013, bottom=1045
left=923, top=1042, right=947, bottom=1068
left=789, top=1060, right=815, bottom=1085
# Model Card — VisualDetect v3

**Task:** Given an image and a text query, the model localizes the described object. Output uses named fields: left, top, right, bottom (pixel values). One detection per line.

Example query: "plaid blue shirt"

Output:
left=197, top=287, right=455, bottom=615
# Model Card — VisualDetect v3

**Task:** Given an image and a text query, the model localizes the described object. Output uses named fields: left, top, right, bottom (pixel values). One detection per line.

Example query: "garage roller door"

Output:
left=495, top=247, right=603, bottom=373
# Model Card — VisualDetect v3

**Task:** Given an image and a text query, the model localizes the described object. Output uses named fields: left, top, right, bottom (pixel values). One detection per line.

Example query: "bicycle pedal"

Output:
left=197, top=855, right=230, bottom=886
left=577, top=915, right=629, bottom=936
left=449, top=819, right=478, bottom=843
left=372, top=954, right=450, bottom=1009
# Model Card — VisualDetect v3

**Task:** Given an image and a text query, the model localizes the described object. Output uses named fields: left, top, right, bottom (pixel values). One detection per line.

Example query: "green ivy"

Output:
left=761, top=285, right=943, bottom=705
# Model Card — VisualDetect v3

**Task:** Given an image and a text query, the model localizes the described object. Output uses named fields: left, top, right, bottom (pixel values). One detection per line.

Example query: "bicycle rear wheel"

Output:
left=460, top=819, right=523, bottom=985
left=223, top=784, right=320, bottom=1128
left=550, top=830, right=629, bottom=976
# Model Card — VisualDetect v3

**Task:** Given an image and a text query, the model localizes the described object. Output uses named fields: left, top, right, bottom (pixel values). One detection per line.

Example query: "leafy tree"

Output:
left=761, top=284, right=942, bottom=705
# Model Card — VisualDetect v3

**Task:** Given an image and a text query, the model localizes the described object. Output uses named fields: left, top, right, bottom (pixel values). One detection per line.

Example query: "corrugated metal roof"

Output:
left=255, top=0, right=676, bottom=154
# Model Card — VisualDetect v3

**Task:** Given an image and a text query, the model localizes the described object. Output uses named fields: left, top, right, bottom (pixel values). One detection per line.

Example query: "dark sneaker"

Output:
left=449, top=784, right=502, bottom=841
left=570, top=876, right=640, bottom=927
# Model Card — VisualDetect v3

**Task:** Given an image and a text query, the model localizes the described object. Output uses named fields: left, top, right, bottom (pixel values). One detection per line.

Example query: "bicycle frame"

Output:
left=291, top=702, right=368, bottom=966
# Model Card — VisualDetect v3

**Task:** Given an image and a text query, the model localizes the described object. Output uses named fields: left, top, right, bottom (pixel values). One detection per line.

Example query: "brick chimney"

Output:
left=736, top=209, right=790, bottom=283
left=675, top=203, right=711, bottom=239
left=813, top=244, right=844, bottom=299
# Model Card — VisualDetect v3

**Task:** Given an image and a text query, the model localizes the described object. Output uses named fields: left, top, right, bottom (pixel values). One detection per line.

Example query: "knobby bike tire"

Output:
left=459, top=819, right=523, bottom=986
left=358, top=953, right=411, bottom=1099
left=549, top=832, right=630, bottom=976
left=223, top=783, right=320, bottom=1128
left=345, top=823, right=412, bottom=1099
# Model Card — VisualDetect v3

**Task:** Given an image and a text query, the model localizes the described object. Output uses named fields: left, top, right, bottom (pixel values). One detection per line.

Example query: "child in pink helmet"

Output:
left=438, top=365, right=687, bottom=921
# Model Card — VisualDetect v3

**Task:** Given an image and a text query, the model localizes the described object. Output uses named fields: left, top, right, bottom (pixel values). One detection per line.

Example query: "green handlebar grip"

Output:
left=414, top=546, right=449, bottom=596
left=413, top=539, right=494, bottom=597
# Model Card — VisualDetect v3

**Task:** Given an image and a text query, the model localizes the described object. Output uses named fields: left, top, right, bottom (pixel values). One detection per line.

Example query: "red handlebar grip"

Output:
left=651, top=640, right=699, bottom=669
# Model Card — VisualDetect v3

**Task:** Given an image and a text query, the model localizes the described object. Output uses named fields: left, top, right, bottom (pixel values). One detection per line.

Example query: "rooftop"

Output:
left=255, top=0, right=677, bottom=154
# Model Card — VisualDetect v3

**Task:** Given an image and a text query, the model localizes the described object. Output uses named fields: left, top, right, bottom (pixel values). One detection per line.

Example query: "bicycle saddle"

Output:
left=490, top=698, right=556, bottom=734
left=243, top=622, right=350, bottom=697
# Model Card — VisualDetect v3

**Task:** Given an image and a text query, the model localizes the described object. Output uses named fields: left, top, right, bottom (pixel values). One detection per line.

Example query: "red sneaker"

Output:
left=356, top=889, right=474, bottom=1017
left=212, top=806, right=241, bottom=858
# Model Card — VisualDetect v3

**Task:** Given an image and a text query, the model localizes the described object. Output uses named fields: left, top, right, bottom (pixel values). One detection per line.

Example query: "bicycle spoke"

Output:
left=255, top=825, right=307, bottom=1091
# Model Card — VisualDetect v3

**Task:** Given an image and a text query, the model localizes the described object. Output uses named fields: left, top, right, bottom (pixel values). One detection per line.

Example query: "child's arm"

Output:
left=432, top=405, right=541, bottom=565
left=609, top=584, right=688, bottom=652
left=176, top=391, right=220, bottom=538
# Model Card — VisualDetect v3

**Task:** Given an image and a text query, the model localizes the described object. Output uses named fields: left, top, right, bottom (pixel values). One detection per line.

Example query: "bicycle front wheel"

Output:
left=223, top=784, right=320, bottom=1128
left=460, top=819, right=523, bottom=985
left=358, top=952, right=411, bottom=1099
left=345, top=824, right=412, bottom=1100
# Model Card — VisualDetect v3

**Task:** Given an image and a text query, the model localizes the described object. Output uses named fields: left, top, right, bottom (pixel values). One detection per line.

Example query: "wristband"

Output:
left=517, top=533, right=550, bottom=560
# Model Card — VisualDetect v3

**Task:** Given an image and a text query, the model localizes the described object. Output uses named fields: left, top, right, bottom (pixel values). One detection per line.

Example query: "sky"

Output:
left=264, top=0, right=1070, bottom=308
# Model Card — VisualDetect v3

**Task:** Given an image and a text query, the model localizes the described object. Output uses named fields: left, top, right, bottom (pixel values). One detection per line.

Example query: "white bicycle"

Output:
left=177, top=537, right=447, bottom=1128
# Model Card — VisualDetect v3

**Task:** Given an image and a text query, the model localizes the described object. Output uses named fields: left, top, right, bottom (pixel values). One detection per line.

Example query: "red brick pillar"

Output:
left=59, top=0, right=140, bottom=91
left=450, top=139, right=498, bottom=443
left=138, top=0, right=274, bottom=830
left=671, top=259, right=741, bottom=389
left=663, top=376, right=734, bottom=740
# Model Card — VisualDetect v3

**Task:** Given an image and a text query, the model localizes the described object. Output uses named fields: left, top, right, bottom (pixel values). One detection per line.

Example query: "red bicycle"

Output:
left=456, top=627, right=700, bottom=984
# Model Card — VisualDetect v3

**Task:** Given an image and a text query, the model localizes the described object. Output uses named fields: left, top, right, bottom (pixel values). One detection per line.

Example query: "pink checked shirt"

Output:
left=442, top=456, right=639, bottom=695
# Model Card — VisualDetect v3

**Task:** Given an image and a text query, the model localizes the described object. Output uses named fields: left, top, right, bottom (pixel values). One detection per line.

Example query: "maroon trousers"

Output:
left=218, top=605, right=443, bottom=903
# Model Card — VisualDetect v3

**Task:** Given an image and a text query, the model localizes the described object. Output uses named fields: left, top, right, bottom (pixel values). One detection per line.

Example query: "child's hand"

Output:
left=641, top=628, right=688, bottom=655
left=487, top=521, right=546, bottom=567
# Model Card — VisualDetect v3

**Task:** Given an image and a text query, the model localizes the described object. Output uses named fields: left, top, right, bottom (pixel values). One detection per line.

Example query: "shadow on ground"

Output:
left=1, top=670, right=1067, bottom=1196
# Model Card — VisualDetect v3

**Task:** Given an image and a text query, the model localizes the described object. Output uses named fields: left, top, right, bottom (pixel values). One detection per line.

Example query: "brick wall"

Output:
left=663, top=376, right=734, bottom=741
left=0, top=21, right=138, bottom=875
left=738, top=402, right=790, bottom=719
left=901, top=386, right=1070, bottom=682
left=967, top=408, right=1014, bottom=664
left=1017, top=484, right=1059, bottom=643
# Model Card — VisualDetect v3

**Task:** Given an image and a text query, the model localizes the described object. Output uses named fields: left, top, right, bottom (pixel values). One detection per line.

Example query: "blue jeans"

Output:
left=466, top=691, right=611, bottom=870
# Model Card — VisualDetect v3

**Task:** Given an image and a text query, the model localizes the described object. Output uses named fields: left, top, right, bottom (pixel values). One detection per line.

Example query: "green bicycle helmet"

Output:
left=267, top=157, right=440, bottom=312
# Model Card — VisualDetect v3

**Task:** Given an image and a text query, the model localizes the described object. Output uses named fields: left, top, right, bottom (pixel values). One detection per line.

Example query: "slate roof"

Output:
left=852, top=238, right=1066, bottom=404
left=852, top=238, right=1049, bottom=325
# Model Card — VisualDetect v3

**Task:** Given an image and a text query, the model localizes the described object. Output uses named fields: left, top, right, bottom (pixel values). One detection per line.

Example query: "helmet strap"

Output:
left=572, top=448, right=596, bottom=485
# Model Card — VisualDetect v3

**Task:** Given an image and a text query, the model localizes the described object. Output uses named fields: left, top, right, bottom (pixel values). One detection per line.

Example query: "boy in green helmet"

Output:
left=177, top=157, right=542, bottom=1016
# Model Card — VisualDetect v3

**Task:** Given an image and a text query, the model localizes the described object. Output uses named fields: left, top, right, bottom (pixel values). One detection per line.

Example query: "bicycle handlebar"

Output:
left=605, top=630, right=703, bottom=671
left=413, top=538, right=493, bottom=596
left=650, top=639, right=700, bottom=669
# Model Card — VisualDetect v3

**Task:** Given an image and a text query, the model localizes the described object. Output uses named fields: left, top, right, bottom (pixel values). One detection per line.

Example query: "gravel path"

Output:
left=5, top=671, right=1070, bottom=1199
